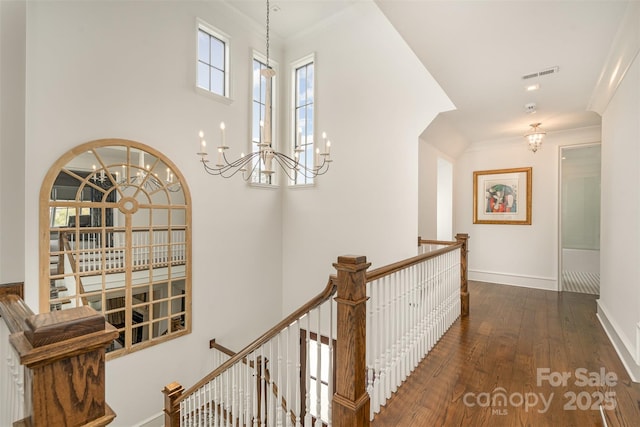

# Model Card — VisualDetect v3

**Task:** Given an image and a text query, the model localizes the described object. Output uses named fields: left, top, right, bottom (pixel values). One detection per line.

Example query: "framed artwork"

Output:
left=473, top=167, right=532, bottom=225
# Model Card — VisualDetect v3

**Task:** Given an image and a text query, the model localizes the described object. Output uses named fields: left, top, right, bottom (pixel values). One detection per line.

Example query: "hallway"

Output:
left=371, top=281, right=640, bottom=426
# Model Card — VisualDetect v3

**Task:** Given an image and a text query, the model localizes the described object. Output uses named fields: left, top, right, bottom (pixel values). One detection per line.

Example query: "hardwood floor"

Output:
left=371, top=281, right=640, bottom=427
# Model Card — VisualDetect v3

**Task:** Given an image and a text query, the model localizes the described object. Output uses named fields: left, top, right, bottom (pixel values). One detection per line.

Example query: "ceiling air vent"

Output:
left=539, top=66, right=559, bottom=76
left=522, top=66, right=559, bottom=80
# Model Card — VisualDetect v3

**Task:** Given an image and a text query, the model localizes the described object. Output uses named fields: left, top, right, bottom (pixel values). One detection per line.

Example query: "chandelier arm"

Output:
left=271, top=152, right=331, bottom=179
left=226, top=152, right=260, bottom=179
left=272, top=152, right=300, bottom=169
left=242, top=155, right=265, bottom=181
left=203, top=152, right=260, bottom=179
left=223, top=151, right=257, bottom=170
left=271, top=154, right=301, bottom=181
left=272, top=151, right=321, bottom=179
left=293, top=154, right=330, bottom=178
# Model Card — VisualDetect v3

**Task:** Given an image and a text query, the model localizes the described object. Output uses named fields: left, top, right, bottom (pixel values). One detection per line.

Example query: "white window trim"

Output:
left=289, top=53, right=316, bottom=187
left=249, top=50, right=279, bottom=188
left=196, top=18, right=233, bottom=104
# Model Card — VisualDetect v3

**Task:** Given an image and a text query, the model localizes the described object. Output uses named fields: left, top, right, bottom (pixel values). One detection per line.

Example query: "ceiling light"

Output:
left=525, top=83, right=540, bottom=92
left=524, top=123, right=546, bottom=153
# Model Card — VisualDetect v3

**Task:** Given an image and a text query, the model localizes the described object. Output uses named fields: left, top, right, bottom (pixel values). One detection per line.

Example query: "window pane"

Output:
left=253, top=60, right=262, bottom=101
left=307, top=104, right=314, bottom=137
left=297, top=107, right=307, bottom=144
left=297, top=66, right=306, bottom=107
left=197, top=62, right=210, bottom=90
left=260, top=72, right=267, bottom=104
left=211, top=68, right=224, bottom=96
left=197, top=30, right=210, bottom=63
left=307, top=63, right=314, bottom=104
left=210, top=37, right=225, bottom=70
left=252, top=102, right=261, bottom=142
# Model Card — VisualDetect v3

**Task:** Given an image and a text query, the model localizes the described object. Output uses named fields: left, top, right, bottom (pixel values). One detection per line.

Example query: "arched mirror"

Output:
left=39, top=139, right=191, bottom=358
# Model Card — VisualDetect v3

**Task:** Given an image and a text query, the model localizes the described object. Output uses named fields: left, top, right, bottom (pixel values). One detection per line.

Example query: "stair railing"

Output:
left=367, top=233, right=469, bottom=419
left=164, top=235, right=469, bottom=427
left=164, top=277, right=339, bottom=427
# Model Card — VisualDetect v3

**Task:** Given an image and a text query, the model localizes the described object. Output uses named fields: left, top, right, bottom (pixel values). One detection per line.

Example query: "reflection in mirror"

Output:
left=41, top=140, right=191, bottom=359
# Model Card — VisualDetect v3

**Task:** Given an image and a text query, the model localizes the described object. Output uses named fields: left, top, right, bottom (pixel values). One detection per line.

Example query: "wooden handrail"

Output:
left=0, top=281, right=24, bottom=300
left=0, top=282, right=29, bottom=333
left=209, top=338, right=237, bottom=358
left=0, top=294, right=33, bottom=334
left=366, top=243, right=462, bottom=283
left=418, top=237, right=457, bottom=246
left=171, top=276, right=338, bottom=408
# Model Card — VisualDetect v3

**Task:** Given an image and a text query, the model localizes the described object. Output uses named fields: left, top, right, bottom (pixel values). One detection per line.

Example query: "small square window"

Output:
left=197, top=22, right=229, bottom=98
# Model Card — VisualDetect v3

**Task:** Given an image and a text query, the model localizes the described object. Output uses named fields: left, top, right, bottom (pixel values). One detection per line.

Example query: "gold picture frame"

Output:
left=473, top=167, right=532, bottom=225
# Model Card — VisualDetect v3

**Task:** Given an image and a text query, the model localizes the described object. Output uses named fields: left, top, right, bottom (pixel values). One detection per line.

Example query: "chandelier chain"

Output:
left=266, top=0, right=270, bottom=68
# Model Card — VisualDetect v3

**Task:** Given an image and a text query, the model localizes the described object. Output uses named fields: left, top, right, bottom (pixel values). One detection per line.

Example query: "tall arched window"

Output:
left=39, top=139, right=191, bottom=358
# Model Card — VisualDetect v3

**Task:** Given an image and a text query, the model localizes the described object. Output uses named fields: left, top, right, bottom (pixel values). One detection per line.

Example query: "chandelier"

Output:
left=525, top=123, right=545, bottom=153
left=92, top=151, right=181, bottom=192
left=196, top=0, right=332, bottom=181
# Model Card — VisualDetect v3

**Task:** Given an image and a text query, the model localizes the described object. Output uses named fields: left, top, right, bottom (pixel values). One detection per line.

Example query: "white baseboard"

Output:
left=134, top=412, right=164, bottom=427
left=469, top=269, right=557, bottom=291
left=596, top=300, right=640, bottom=383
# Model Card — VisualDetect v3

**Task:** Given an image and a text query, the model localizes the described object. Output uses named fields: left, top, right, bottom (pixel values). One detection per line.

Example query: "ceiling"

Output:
left=226, top=0, right=630, bottom=146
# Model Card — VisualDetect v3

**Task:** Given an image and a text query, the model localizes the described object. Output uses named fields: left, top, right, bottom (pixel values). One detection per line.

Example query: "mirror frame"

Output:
left=39, top=139, right=192, bottom=359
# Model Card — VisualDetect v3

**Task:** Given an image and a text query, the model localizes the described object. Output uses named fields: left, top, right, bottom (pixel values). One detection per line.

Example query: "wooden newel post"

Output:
left=162, top=381, right=184, bottom=427
left=332, top=255, right=371, bottom=427
left=455, top=233, right=470, bottom=316
left=10, top=305, right=119, bottom=426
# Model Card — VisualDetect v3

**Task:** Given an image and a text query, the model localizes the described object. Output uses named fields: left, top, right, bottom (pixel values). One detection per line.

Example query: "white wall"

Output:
left=599, top=53, right=640, bottom=379
left=24, top=1, right=284, bottom=424
left=418, top=142, right=439, bottom=239
left=418, top=113, right=467, bottom=240
left=454, top=127, right=601, bottom=291
left=436, top=157, right=453, bottom=241
left=280, top=2, right=454, bottom=313
left=0, top=1, right=26, bottom=284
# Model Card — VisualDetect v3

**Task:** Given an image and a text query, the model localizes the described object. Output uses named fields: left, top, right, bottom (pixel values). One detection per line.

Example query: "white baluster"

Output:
left=267, top=340, right=274, bottom=427
left=252, top=351, right=259, bottom=427
left=373, top=280, right=382, bottom=415
left=284, top=325, right=292, bottom=427
left=328, top=294, right=334, bottom=427
left=276, top=332, right=283, bottom=427
left=260, top=345, right=267, bottom=427
left=304, top=314, right=312, bottom=426
left=294, top=320, right=302, bottom=427
left=314, top=308, right=322, bottom=427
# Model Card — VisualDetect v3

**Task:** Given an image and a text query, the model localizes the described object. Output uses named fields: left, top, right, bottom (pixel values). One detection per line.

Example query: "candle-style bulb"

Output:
left=220, top=122, right=227, bottom=148
left=198, top=130, right=204, bottom=138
